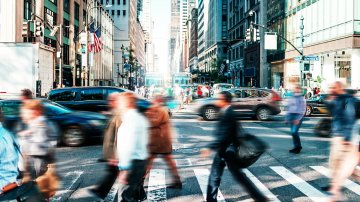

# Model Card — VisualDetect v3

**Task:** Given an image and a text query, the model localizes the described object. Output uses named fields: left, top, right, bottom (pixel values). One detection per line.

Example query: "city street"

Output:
left=50, top=107, right=360, bottom=202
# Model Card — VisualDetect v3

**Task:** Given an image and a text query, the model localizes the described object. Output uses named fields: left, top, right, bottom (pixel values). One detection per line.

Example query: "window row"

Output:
left=110, top=10, right=126, bottom=16
left=102, top=0, right=126, bottom=5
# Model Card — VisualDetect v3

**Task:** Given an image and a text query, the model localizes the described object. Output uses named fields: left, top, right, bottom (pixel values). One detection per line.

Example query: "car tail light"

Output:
left=271, top=91, right=282, bottom=102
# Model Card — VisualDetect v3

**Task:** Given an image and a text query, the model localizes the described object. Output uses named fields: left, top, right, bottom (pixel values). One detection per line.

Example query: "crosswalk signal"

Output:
left=22, top=21, right=30, bottom=37
left=246, top=28, right=251, bottom=42
left=34, top=21, right=43, bottom=37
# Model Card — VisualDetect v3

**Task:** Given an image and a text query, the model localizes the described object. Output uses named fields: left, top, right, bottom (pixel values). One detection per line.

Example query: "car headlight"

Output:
left=88, top=120, right=103, bottom=127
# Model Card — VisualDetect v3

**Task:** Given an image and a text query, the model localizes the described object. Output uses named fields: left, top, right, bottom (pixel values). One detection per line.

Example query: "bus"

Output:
left=172, top=72, right=192, bottom=86
left=144, top=73, right=164, bottom=87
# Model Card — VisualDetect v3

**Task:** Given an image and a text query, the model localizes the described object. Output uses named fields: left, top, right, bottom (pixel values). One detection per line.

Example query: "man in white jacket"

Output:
left=117, top=92, right=149, bottom=202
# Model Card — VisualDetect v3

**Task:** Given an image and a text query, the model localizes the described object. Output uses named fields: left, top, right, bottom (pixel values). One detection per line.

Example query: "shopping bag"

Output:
left=236, top=133, right=268, bottom=168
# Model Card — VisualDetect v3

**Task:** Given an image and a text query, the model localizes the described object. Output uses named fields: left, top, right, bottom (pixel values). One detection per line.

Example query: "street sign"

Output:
left=294, top=55, right=319, bottom=61
left=218, top=64, right=225, bottom=76
left=264, top=32, right=277, bottom=50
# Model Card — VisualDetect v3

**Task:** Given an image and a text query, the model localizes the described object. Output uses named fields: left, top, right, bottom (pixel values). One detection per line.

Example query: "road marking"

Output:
left=175, top=158, right=192, bottom=167
left=104, top=180, right=118, bottom=202
left=200, top=126, right=214, bottom=131
left=243, top=169, right=281, bottom=202
left=51, top=171, right=84, bottom=202
left=194, top=169, right=225, bottom=202
left=270, top=166, right=327, bottom=202
left=147, top=169, right=167, bottom=202
left=311, top=166, right=360, bottom=196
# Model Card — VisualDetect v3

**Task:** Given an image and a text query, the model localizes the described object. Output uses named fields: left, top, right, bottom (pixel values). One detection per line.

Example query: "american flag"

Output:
left=88, top=22, right=102, bottom=53
left=93, top=28, right=102, bottom=53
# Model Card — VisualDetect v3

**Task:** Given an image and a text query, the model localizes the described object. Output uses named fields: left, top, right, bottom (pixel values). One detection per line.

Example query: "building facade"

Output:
left=0, top=0, right=114, bottom=87
left=268, top=0, right=360, bottom=89
left=188, top=8, right=199, bottom=79
left=169, top=0, right=181, bottom=76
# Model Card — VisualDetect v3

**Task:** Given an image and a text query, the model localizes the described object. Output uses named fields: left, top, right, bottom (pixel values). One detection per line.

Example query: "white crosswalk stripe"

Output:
left=310, top=166, right=360, bottom=196
left=270, top=166, right=328, bottom=202
left=243, top=169, right=281, bottom=202
left=147, top=169, right=167, bottom=202
left=194, top=169, right=226, bottom=202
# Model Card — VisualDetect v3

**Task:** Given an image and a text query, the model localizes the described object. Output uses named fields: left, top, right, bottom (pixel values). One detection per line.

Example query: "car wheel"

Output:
left=305, top=106, right=312, bottom=116
left=203, top=106, right=218, bottom=121
left=62, top=125, right=85, bottom=147
left=256, top=107, right=271, bottom=121
left=314, top=118, right=332, bottom=137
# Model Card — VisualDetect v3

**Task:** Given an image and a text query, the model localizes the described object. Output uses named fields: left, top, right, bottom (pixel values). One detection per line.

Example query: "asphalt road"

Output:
left=50, top=109, right=360, bottom=202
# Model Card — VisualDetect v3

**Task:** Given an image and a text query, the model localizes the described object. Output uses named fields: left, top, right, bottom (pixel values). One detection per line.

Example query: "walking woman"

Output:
left=145, top=96, right=182, bottom=188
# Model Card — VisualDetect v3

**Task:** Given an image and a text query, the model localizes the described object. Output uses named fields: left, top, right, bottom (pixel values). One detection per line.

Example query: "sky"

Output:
left=151, top=0, right=171, bottom=75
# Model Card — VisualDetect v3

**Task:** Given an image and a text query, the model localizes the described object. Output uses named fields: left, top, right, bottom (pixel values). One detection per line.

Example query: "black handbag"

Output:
left=236, top=133, right=268, bottom=168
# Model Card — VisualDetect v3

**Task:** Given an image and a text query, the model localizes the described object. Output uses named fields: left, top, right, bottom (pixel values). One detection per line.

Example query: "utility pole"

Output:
left=299, top=16, right=305, bottom=86
left=59, top=24, right=63, bottom=88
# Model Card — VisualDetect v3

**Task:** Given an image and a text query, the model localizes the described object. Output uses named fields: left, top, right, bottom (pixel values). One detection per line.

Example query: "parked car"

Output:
left=48, top=86, right=151, bottom=113
left=194, top=87, right=282, bottom=121
left=0, top=99, right=108, bottom=147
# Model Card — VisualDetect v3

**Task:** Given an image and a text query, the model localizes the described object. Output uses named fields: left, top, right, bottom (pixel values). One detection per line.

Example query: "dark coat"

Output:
left=102, top=111, right=122, bottom=160
left=146, top=105, right=172, bottom=154
left=208, top=106, right=239, bottom=156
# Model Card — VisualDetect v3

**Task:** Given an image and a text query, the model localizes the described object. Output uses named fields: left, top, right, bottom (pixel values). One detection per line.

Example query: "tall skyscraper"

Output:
left=169, top=0, right=181, bottom=75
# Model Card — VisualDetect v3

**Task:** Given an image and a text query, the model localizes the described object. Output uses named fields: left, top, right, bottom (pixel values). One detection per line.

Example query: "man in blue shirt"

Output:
left=0, top=108, right=45, bottom=201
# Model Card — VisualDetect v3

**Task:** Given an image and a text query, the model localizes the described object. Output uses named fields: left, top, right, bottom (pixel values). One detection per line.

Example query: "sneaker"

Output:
left=289, top=147, right=302, bottom=154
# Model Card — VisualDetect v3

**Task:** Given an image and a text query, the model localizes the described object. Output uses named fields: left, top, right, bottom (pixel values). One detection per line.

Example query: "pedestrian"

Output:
left=90, top=93, right=122, bottom=200
left=201, top=91, right=268, bottom=202
left=117, top=92, right=149, bottom=202
left=17, top=100, right=57, bottom=179
left=286, top=84, right=306, bottom=154
left=328, top=119, right=360, bottom=202
left=145, top=96, right=182, bottom=189
left=322, top=81, right=356, bottom=199
left=0, top=108, right=46, bottom=201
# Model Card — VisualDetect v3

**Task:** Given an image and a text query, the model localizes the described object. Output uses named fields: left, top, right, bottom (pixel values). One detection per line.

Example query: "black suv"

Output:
left=48, top=87, right=129, bottom=112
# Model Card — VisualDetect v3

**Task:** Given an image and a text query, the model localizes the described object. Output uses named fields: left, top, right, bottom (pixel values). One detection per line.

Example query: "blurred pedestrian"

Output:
left=117, top=92, right=149, bottom=201
left=286, top=84, right=306, bottom=154
left=145, top=96, right=182, bottom=189
left=328, top=119, right=360, bottom=202
left=17, top=100, right=57, bottom=179
left=91, top=93, right=122, bottom=200
left=0, top=108, right=46, bottom=201
left=201, top=91, right=268, bottom=202
left=323, top=81, right=356, bottom=200
left=20, top=89, right=33, bottom=101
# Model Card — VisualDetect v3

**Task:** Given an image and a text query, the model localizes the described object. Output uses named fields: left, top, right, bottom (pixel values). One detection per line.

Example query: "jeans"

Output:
left=119, top=160, right=147, bottom=202
left=93, top=164, right=119, bottom=199
left=206, top=146, right=267, bottom=202
left=0, top=181, right=45, bottom=202
left=288, top=113, right=303, bottom=148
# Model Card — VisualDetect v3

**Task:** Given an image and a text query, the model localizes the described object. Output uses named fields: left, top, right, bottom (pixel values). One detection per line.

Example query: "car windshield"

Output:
left=44, top=102, right=72, bottom=116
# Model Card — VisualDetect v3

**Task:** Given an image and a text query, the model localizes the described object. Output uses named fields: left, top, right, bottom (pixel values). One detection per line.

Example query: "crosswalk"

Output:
left=103, top=165, right=360, bottom=202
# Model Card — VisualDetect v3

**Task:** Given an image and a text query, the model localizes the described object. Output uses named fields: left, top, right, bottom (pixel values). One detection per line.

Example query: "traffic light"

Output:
left=246, top=28, right=252, bottom=42
left=33, top=20, right=43, bottom=37
left=253, top=28, right=260, bottom=42
left=22, top=21, right=30, bottom=37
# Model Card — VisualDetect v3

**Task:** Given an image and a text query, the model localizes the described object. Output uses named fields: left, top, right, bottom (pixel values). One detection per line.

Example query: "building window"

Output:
left=24, top=0, right=32, bottom=20
left=123, top=0, right=126, bottom=5
left=123, top=10, right=126, bottom=16
left=75, top=26, right=79, bottom=38
left=64, top=0, right=70, bottom=13
left=112, top=0, right=115, bottom=5
left=118, top=0, right=120, bottom=5
left=83, top=10, right=87, bottom=22
left=63, top=19, right=70, bottom=38
left=117, top=10, right=120, bottom=15
left=74, top=3, right=80, bottom=20
left=111, top=10, right=115, bottom=15
left=44, top=7, right=57, bottom=26
left=63, top=44, right=70, bottom=64
left=49, top=0, right=57, bottom=5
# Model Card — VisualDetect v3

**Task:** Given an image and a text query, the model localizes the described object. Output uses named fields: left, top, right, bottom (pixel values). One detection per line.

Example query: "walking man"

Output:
left=117, top=92, right=149, bottom=202
left=91, top=93, right=122, bottom=199
left=324, top=81, right=356, bottom=199
left=286, top=84, right=306, bottom=154
left=201, top=91, right=268, bottom=202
